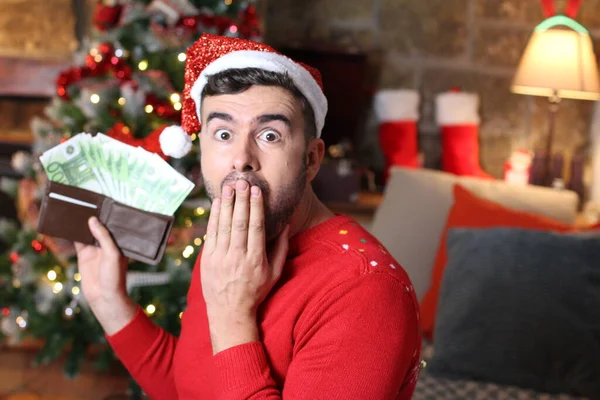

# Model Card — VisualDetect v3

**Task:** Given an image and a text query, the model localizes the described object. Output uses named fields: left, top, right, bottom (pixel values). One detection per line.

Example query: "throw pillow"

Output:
left=420, top=184, right=574, bottom=340
left=428, top=227, right=600, bottom=398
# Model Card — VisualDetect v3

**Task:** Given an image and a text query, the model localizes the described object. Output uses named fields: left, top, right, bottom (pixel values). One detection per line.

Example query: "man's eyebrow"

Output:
left=206, top=112, right=234, bottom=124
left=254, top=114, right=292, bottom=128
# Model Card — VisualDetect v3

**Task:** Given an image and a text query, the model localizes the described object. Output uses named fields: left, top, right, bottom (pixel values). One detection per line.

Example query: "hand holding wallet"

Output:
left=36, top=133, right=195, bottom=265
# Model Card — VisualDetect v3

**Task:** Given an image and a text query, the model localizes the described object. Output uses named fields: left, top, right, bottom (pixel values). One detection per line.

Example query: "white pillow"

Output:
left=371, top=167, right=579, bottom=301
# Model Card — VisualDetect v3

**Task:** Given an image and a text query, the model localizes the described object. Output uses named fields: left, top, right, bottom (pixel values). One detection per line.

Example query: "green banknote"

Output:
left=39, top=133, right=195, bottom=216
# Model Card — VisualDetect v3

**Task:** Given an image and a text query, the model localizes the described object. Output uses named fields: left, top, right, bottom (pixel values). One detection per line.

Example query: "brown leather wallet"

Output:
left=37, top=181, right=174, bottom=265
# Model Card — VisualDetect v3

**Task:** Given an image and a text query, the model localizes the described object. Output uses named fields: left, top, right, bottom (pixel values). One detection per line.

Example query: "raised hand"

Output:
left=200, top=179, right=289, bottom=354
left=74, top=217, right=136, bottom=335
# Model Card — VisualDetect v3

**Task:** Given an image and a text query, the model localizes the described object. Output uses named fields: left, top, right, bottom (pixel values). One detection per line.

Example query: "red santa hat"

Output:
left=160, top=34, right=328, bottom=158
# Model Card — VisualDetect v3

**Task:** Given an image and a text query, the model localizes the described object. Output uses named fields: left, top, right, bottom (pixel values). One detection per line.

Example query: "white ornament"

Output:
left=10, top=151, right=32, bottom=174
left=160, top=125, right=193, bottom=158
left=35, top=283, right=56, bottom=314
left=121, top=82, right=147, bottom=121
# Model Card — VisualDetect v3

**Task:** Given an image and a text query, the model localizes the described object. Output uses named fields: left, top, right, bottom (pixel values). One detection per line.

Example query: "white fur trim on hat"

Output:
left=190, top=50, right=328, bottom=137
left=374, top=89, right=420, bottom=122
left=160, top=125, right=193, bottom=158
left=435, top=92, right=480, bottom=125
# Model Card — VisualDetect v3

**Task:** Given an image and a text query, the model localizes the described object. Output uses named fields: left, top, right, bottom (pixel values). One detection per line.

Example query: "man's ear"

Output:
left=305, top=138, right=325, bottom=182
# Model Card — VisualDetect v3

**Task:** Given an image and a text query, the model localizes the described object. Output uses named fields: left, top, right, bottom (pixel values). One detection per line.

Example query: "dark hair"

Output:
left=201, top=68, right=317, bottom=141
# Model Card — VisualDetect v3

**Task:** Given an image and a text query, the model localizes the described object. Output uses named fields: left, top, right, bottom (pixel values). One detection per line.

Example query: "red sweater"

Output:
left=107, top=215, right=422, bottom=399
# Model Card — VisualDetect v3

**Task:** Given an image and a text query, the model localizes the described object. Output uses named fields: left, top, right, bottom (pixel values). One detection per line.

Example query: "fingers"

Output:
left=203, top=197, right=221, bottom=255
left=269, top=225, right=290, bottom=282
left=230, top=180, right=250, bottom=250
left=247, top=186, right=265, bottom=254
left=88, top=217, right=119, bottom=257
left=217, top=184, right=235, bottom=252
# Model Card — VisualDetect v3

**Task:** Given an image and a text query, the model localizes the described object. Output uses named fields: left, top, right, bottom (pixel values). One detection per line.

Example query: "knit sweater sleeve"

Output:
left=105, top=259, right=202, bottom=400
left=212, top=269, right=421, bottom=400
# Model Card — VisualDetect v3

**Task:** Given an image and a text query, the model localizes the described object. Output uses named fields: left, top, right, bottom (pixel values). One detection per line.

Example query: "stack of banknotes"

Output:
left=39, top=133, right=194, bottom=216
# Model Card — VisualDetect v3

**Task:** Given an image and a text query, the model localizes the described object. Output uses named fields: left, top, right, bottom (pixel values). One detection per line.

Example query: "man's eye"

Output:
left=215, top=129, right=232, bottom=141
left=259, top=130, right=281, bottom=142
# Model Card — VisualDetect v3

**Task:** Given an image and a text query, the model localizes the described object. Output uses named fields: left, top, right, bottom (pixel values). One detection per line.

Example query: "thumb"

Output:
left=269, top=225, right=290, bottom=282
left=88, top=217, right=119, bottom=256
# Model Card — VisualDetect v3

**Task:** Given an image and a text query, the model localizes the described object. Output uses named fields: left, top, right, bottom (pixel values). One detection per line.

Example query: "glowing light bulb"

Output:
left=170, top=93, right=181, bottom=103
left=53, top=282, right=63, bottom=294
left=72, top=287, right=80, bottom=295
left=145, top=104, right=154, bottom=113
left=138, top=60, right=149, bottom=70
left=118, top=97, right=126, bottom=106
left=178, top=53, right=186, bottom=62
left=90, top=94, right=100, bottom=104
left=47, top=270, right=57, bottom=281
left=74, top=272, right=82, bottom=282
left=146, top=304, right=156, bottom=315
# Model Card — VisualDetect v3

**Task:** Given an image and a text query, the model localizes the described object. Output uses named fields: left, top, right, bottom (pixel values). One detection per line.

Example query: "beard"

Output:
left=202, top=165, right=307, bottom=242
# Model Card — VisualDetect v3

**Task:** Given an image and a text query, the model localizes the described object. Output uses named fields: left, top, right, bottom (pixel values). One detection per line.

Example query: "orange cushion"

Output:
left=419, top=184, right=574, bottom=341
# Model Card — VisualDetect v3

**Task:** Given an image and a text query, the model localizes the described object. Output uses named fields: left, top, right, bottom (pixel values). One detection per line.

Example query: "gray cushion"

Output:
left=428, top=227, right=600, bottom=399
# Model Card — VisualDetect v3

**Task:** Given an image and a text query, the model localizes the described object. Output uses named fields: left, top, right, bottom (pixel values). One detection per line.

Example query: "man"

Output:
left=75, top=34, right=421, bottom=399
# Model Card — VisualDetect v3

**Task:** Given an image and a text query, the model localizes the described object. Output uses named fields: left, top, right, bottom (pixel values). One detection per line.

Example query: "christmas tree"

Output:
left=0, top=0, right=262, bottom=384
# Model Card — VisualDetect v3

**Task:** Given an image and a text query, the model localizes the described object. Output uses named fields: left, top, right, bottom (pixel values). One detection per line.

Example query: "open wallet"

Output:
left=37, top=181, right=174, bottom=265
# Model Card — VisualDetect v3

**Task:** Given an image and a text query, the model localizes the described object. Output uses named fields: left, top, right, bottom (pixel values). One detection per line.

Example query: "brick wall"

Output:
left=264, top=0, right=600, bottom=179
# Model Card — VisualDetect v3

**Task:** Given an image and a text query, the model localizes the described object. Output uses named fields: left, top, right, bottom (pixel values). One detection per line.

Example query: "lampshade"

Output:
left=511, top=16, right=600, bottom=101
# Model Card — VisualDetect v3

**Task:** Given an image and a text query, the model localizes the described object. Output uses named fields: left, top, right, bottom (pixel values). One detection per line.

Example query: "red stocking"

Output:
left=374, top=90, right=420, bottom=182
left=435, top=91, right=493, bottom=179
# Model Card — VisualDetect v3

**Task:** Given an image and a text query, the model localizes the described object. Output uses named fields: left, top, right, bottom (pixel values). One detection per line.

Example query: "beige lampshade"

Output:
left=511, top=25, right=600, bottom=100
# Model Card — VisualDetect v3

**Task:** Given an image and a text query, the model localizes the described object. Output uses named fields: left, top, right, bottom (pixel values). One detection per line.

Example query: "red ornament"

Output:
left=93, top=2, right=123, bottom=32
left=239, top=5, right=261, bottom=38
left=31, top=239, right=45, bottom=253
left=98, top=42, right=115, bottom=56
left=107, top=123, right=170, bottom=160
left=9, top=252, right=19, bottom=264
left=2, top=307, right=9, bottom=317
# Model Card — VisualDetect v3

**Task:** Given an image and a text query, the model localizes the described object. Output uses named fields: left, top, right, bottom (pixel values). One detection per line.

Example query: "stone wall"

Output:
left=263, top=0, right=600, bottom=179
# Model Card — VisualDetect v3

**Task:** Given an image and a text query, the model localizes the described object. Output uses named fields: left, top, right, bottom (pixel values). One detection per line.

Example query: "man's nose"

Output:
left=232, top=137, right=259, bottom=173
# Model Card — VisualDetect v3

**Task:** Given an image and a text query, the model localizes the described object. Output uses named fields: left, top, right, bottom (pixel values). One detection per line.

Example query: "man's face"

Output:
left=199, top=85, right=308, bottom=241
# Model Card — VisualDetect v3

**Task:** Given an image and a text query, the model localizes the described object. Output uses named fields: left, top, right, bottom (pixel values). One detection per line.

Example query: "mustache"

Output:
left=220, top=172, right=270, bottom=196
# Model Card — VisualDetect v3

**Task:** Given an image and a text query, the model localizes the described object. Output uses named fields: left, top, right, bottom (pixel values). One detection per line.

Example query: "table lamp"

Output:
left=511, top=15, right=600, bottom=186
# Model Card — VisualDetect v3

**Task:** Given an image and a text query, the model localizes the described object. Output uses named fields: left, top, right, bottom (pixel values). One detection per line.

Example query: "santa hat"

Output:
left=160, top=34, right=328, bottom=158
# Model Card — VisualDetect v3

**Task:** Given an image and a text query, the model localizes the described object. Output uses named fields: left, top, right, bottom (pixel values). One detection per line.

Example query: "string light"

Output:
left=174, top=259, right=182, bottom=266
left=194, top=238, right=203, bottom=246
left=74, top=272, right=81, bottom=282
left=72, top=287, right=80, bottom=295
left=190, top=133, right=197, bottom=141
left=16, top=316, right=27, bottom=329
left=118, top=97, right=126, bottom=106
left=90, top=94, right=100, bottom=104
left=178, top=53, right=186, bottom=62
left=145, top=105, right=154, bottom=113
left=115, top=48, right=124, bottom=57
left=224, top=0, right=233, bottom=5
left=64, top=307, right=74, bottom=318
left=170, top=93, right=181, bottom=103
left=173, top=102, right=182, bottom=111
left=182, top=245, right=194, bottom=259
left=47, top=270, right=57, bottom=281
left=179, top=312, right=184, bottom=319
left=146, top=304, right=156, bottom=315
left=229, top=25, right=238, bottom=34
left=138, top=60, right=149, bottom=70
left=94, top=54, right=103, bottom=63
left=90, top=48, right=98, bottom=56
left=53, top=282, right=63, bottom=294
left=185, top=218, right=192, bottom=227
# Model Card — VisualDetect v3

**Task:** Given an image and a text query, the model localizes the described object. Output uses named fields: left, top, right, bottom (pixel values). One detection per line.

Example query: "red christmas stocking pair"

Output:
left=435, top=91, right=493, bottom=179
left=374, top=90, right=420, bottom=181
